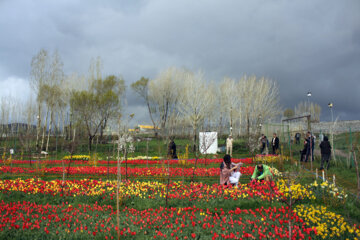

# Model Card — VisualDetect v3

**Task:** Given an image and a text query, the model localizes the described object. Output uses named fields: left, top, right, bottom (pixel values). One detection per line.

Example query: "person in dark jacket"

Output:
left=271, top=133, right=279, bottom=154
left=319, top=136, right=331, bottom=170
left=295, top=133, right=301, bottom=145
left=305, top=132, right=315, bottom=162
left=300, top=140, right=308, bottom=162
left=168, top=138, right=178, bottom=159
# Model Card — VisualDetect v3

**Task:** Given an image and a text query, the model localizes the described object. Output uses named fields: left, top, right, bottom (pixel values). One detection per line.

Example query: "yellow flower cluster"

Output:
left=62, top=155, right=90, bottom=160
left=311, top=180, right=348, bottom=200
left=255, top=155, right=290, bottom=163
left=0, top=178, right=274, bottom=201
left=178, top=159, right=192, bottom=166
left=295, top=205, right=360, bottom=239
left=276, top=179, right=316, bottom=201
left=127, top=156, right=160, bottom=160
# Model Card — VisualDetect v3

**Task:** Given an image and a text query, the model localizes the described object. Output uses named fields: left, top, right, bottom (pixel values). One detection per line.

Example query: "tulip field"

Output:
left=0, top=156, right=359, bottom=239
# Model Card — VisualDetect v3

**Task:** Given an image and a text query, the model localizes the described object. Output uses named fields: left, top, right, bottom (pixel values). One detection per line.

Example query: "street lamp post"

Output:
left=328, top=102, right=334, bottom=122
left=328, top=102, right=335, bottom=162
left=307, top=91, right=312, bottom=131
left=307, top=91, right=312, bottom=115
left=307, top=92, right=313, bottom=169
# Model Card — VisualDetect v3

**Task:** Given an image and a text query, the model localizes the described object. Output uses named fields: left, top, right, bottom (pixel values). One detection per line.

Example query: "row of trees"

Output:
left=0, top=50, right=126, bottom=153
left=1, top=49, right=282, bottom=154
left=131, top=68, right=281, bottom=151
left=283, top=102, right=322, bottom=122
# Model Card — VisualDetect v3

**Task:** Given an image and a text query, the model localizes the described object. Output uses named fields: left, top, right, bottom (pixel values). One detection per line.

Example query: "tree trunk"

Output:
left=100, top=118, right=107, bottom=144
left=45, top=110, right=53, bottom=152
left=88, top=135, right=93, bottom=152
left=36, top=104, right=41, bottom=153
left=247, top=116, right=250, bottom=137
left=353, top=148, right=359, bottom=199
left=41, top=107, right=50, bottom=151
left=191, top=126, right=198, bottom=182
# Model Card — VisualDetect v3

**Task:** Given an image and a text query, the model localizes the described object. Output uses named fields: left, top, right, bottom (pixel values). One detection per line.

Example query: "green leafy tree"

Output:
left=70, top=75, right=125, bottom=151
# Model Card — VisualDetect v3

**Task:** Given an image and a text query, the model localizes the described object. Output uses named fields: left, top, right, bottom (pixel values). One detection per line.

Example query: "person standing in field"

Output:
left=271, top=133, right=279, bottom=155
left=300, top=139, right=308, bottom=162
left=260, top=135, right=269, bottom=155
left=319, top=136, right=331, bottom=170
left=305, top=131, right=315, bottom=162
left=167, top=137, right=178, bottom=159
left=226, top=135, right=233, bottom=156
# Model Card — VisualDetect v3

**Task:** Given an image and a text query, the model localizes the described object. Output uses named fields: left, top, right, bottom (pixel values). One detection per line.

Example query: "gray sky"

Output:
left=0, top=0, right=359, bottom=124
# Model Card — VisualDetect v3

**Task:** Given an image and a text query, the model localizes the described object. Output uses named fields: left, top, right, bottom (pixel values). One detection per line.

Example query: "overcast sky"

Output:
left=0, top=0, right=359, bottom=124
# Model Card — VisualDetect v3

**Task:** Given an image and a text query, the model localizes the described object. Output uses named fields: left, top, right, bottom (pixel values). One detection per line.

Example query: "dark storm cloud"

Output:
left=0, top=0, right=359, bottom=123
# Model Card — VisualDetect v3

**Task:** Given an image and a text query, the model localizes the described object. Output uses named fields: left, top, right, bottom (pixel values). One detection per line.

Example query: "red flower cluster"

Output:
left=0, top=166, right=255, bottom=176
left=0, top=158, right=253, bottom=166
left=0, top=201, right=315, bottom=239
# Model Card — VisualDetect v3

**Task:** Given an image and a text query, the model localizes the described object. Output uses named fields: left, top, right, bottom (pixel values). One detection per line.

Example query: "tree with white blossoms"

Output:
left=115, top=119, right=135, bottom=240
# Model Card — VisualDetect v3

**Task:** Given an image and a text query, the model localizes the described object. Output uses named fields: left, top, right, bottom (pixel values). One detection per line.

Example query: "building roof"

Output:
left=138, top=125, right=160, bottom=130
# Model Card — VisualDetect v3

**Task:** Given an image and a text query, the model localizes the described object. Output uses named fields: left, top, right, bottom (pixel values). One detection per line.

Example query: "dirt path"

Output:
left=314, top=149, right=349, bottom=158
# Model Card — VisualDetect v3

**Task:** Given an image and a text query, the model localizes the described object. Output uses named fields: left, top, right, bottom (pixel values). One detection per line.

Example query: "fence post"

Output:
left=350, top=127, right=354, bottom=168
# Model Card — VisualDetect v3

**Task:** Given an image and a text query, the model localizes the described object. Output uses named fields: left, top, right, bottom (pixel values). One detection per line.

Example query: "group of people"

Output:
left=259, top=133, right=279, bottom=155
left=220, top=154, right=273, bottom=186
left=300, top=131, right=332, bottom=170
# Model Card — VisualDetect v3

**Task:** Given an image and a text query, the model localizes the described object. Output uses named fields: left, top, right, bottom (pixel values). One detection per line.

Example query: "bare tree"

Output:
left=148, top=67, right=182, bottom=135
left=30, top=49, right=49, bottom=153
left=220, top=77, right=239, bottom=136
left=177, top=70, right=215, bottom=154
left=295, top=101, right=321, bottom=122
left=239, top=75, right=281, bottom=142
left=131, top=77, right=159, bottom=136
left=18, top=97, right=37, bottom=166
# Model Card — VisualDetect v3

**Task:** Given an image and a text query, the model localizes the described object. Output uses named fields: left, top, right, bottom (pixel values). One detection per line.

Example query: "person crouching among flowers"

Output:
left=220, top=154, right=242, bottom=186
left=251, top=164, right=273, bottom=182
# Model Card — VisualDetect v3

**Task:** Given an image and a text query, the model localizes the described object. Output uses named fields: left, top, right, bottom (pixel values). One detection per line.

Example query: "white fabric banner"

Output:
left=199, top=132, right=218, bottom=154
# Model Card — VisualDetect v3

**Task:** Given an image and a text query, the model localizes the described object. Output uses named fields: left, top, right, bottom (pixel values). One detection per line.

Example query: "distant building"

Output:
left=137, top=125, right=160, bottom=133
left=0, top=123, right=36, bottom=136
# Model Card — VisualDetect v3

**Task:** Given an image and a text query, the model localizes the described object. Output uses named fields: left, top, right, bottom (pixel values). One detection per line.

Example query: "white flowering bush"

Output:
left=310, top=180, right=348, bottom=206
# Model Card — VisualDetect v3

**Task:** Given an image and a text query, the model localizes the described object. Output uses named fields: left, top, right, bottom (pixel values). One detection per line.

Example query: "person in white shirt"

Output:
left=226, top=135, right=233, bottom=156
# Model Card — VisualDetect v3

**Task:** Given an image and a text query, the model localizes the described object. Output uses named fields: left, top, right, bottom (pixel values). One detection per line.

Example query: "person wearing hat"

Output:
left=251, top=164, right=273, bottom=182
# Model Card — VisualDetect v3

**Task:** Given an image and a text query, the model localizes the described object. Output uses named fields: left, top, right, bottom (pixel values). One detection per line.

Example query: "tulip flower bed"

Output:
left=295, top=205, right=360, bottom=239
left=0, top=178, right=283, bottom=203
left=0, top=166, right=255, bottom=176
left=0, top=177, right=359, bottom=239
left=0, top=158, right=253, bottom=166
left=0, top=201, right=318, bottom=239
left=1, top=153, right=359, bottom=239
left=254, top=155, right=290, bottom=163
